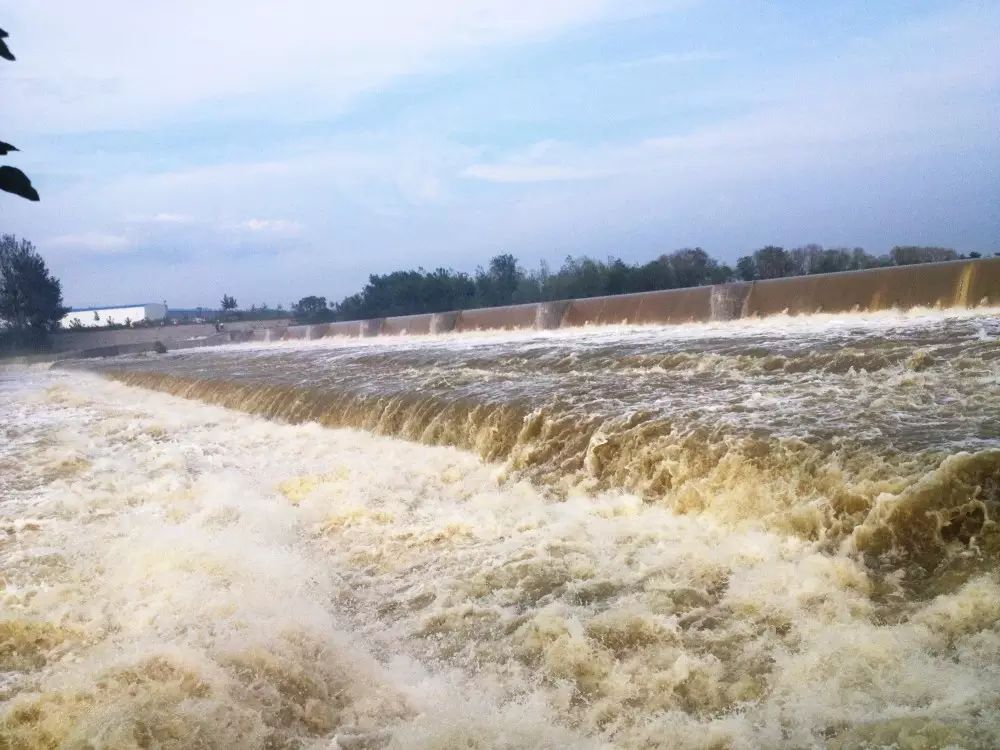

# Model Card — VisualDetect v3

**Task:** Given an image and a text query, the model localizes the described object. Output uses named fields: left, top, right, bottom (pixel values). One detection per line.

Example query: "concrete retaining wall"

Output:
left=743, top=260, right=993, bottom=316
left=537, top=301, right=571, bottom=329
left=382, top=313, right=435, bottom=336
left=46, top=318, right=291, bottom=353
left=710, top=284, right=752, bottom=321
left=47, top=323, right=217, bottom=353
left=7, top=330, right=258, bottom=363
left=17, top=259, right=994, bottom=361
left=286, top=257, right=999, bottom=342
left=561, top=286, right=711, bottom=327
left=456, top=303, right=539, bottom=332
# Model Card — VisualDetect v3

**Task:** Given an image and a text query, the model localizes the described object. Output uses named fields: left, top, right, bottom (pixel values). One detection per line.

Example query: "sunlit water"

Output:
left=2, top=309, right=999, bottom=748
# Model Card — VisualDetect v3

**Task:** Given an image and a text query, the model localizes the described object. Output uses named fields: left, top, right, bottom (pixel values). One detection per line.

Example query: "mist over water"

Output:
left=3, top=309, right=1000, bottom=748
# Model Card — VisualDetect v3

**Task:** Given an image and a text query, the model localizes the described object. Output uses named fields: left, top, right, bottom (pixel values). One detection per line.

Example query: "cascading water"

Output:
left=2, top=308, right=998, bottom=748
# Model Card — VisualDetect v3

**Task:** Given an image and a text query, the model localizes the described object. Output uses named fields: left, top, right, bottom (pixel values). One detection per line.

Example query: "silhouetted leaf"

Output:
left=0, top=166, right=40, bottom=201
left=0, top=35, right=13, bottom=61
left=0, top=141, right=19, bottom=155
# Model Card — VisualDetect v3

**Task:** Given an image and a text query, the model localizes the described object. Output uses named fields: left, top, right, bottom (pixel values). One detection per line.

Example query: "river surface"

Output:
left=2, top=309, right=999, bottom=748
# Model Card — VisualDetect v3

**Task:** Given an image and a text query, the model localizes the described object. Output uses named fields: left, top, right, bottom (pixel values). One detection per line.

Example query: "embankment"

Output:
left=282, top=257, right=1000, bottom=340
left=17, top=258, right=996, bottom=361
left=5, top=319, right=293, bottom=361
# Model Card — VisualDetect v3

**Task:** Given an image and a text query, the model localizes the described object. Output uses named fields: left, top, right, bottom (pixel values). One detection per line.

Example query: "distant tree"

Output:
left=292, top=295, right=333, bottom=323
left=716, top=263, right=736, bottom=282
left=788, top=244, right=824, bottom=276
left=633, top=255, right=676, bottom=292
left=545, top=255, right=607, bottom=299
left=0, top=28, right=39, bottom=202
left=668, top=247, right=721, bottom=287
left=668, top=251, right=720, bottom=290
left=512, top=269, right=543, bottom=303
left=890, top=246, right=958, bottom=265
left=475, top=253, right=522, bottom=307
left=93, top=310, right=100, bottom=322
left=603, top=257, right=632, bottom=296
left=969, top=252, right=981, bottom=259
left=221, top=294, right=238, bottom=312
left=851, top=247, right=889, bottom=270
left=0, top=235, right=67, bottom=350
left=320, top=242, right=969, bottom=322
left=735, top=255, right=756, bottom=281
left=754, top=246, right=794, bottom=279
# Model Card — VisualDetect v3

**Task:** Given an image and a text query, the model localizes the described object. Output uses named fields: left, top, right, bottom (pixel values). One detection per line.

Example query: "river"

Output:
left=2, top=309, right=998, bottom=748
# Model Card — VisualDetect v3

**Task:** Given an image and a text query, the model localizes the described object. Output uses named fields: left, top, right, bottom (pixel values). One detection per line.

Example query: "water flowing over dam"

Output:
left=281, top=258, right=1000, bottom=340
left=3, top=308, right=1000, bottom=748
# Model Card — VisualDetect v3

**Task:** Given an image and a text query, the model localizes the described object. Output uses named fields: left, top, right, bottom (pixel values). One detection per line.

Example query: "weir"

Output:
left=280, top=257, right=1000, bottom=341
left=89, top=309, right=1000, bottom=594
left=43, top=275, right=1000, bottom=748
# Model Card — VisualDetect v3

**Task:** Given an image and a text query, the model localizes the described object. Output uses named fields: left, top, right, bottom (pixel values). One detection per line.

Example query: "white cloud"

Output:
left=147, top=212, right=193, bottom=224
left=464, top=4, right=1000, bottom=186
left=5, top=0, right=638, bottom=132
left=464, top=163, right=606, bottom=183
left=3, top=1, right=995, bottom=308
left=125, top=212, right=194, bottom=225
left=589, top=50, right=726, bottom=71
left=231, top=219, right=303, bottom=235
left=47, top=232, right=133, bottom=253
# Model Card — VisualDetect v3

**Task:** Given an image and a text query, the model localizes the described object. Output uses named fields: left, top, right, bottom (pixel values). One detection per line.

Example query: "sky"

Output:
left=1, top=0, right=998, bottom=309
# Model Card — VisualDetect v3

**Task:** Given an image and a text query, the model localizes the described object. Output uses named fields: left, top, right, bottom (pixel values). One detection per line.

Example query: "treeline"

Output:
left=292, top=244, right=989, bottom=323
left=0, top=234, right=67, bottom=352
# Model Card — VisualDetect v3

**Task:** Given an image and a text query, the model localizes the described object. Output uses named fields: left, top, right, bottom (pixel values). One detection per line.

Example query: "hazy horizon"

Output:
left=3, top=0, right=998, bottom=308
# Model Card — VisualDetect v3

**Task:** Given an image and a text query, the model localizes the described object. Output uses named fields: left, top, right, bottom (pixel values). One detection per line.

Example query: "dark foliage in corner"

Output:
left=1, top=27, right=39, bottom=202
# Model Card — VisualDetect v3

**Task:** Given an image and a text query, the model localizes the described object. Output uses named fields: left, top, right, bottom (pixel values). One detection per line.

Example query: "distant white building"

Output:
left=60, top=303, right=168, bottom=329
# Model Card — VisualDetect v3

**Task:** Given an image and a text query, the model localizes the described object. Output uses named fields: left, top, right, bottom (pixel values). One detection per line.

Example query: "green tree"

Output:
left=633, top=255, right=676, bottom=292
left=668, top=248, right=715, bottom=288
left=735, top=255, right=756, bottom=281
left=0, top=235, right=67, bottom=350
left=321, top=241, right=971, bottom=322
left=545, top=255, right=608, bottom=299
left=1, top=28, right=39, bottom=202
left=890, top=246, right=958, bottom=265
left=754, top=246, right=794, bottom=279
left=604, top=257, right=633, bottom=295
left=475, top=253, right=522, bottom=307
left=292, top=295, right=333, bottom=323
left=221, top=294, right=238, bottom=312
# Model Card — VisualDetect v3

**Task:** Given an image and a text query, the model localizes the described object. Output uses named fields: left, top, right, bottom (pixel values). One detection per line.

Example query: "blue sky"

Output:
left=2, top=0, right=998, bottom=308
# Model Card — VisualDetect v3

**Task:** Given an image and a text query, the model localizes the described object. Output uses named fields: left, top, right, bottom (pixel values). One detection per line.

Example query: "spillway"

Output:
left=2, top=308, right=999, bottom=748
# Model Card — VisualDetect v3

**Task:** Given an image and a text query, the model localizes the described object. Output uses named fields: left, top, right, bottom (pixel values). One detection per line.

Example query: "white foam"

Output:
left=1, top=368, right=997, bottom=747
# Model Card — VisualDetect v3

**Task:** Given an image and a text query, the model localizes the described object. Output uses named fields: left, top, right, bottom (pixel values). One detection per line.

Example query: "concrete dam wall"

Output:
left=35, top=319, right=292, bottom=359
left=282, top=257, right=1000, bottom=340
left=30, top=259, right=994, bottom=360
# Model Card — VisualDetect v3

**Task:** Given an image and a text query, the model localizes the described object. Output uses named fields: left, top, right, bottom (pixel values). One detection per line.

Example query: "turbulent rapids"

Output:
left=3, top=310, right=1000, bottom=748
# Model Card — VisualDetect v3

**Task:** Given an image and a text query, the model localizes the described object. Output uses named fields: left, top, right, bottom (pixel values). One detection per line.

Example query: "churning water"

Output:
left=2, top=309, right=999, bottom=748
